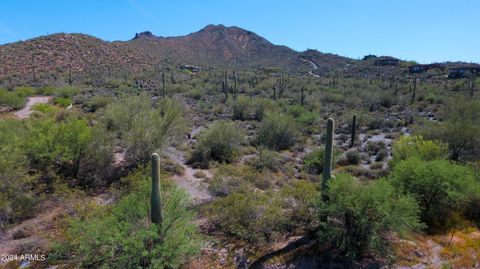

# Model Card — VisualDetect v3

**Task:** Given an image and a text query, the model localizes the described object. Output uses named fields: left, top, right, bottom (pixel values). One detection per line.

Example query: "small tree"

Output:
left=389, top=158, right=480, bottom=231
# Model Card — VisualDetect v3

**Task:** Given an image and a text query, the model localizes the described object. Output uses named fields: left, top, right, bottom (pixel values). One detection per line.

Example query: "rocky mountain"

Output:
left=0, top=24, right=353, bottom=83
left=127, top=24, right=351, bottom=73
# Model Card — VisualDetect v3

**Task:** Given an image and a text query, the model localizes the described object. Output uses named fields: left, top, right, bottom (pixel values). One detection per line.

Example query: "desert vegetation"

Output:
left=1, top=25, right=479, bottom=269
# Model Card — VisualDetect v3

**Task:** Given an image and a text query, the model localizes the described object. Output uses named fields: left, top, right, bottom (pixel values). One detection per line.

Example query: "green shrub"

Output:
left=318, top=174, right=422, bottom=259
left=391, top=135, right=448, bottom=166
left=24, top=115, right=113, bottom=185
left=303, top=147, right=340, bottom=174
left=208, top=164, right=253, bottom=196
left=0, top=119, right=36, bottom=226
left=232, top=96, right=251, bottom=120
left=255, top=112, right=298, bottom=150
left=32, top=103, right=56, bottom=113
left=54, top=97, right=71, bottom=107
left=296, top=111, right=319, bottom=127
left=15, top=86, right=35, bottom=97
left=56, top=173, right=201, bottom=268
left=209, top=190, right=285, bottom=242
left=280, top=180, right=319, bottom=228
left=345, top=150, right=361, bottom=165
left=189, top=121, right=243, bottom=167
left=389, top=158, right=480, bottom=231
left=83, top=95, right=112, bottom=112
left=420, top=99, right=480, bottom=162
left=102, top=94, right=186, bottom=164
left=252, top=98, right=275, bottom=121
left=246, top=147, right=281, bottom=172
left=0, top=88, right=26, bottom=109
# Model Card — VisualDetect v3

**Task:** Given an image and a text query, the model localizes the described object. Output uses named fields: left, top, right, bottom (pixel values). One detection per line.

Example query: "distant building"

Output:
left=179, top=65, right=201, bottom=73
left=447, top=65, right=480, bottom=79
left=408, top=63, right=445, bottom=74
left=373, top=56, right=399, bottom=66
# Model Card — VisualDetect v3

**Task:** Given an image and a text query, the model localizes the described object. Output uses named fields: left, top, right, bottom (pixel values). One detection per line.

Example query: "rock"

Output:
left=234, top=248, right=249, bottom=269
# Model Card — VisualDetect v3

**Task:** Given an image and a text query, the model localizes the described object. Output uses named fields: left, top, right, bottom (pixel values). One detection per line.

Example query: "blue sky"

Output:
left=0, top=0, right=478, bottom=63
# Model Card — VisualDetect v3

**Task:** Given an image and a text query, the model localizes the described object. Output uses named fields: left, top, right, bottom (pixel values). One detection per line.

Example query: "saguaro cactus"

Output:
left=151, top=153, right=162, bottom=225
left=322, top=118, right=334, bottom=201
left=411, top=74, right=417, bottom=105
left=350, top=114, right=357, bottom=148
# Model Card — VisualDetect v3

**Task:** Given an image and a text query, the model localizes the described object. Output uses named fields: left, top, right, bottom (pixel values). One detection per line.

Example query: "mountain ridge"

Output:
left=0, top=24, right=382, bottom=83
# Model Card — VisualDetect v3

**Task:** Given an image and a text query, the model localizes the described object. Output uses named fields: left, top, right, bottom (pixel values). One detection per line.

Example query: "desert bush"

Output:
left=25, top=116, right=92, bottom=176
left=389, top=158, right=480, bottom=231
left=317, top=174, right=422, bottom=259
left=54, top=97, right=71, bottom=107
left=0, top=119, right=37, bottom=226
left=207, top=164, right=261, bottom=196
left=232, top=95, right=251, bottom=120
left=252, top=98, right=275, bottom=121
left=420, top=99, right=480, bottom=162
left=280, top=180, right=319, bottom=228
left=246, top=147, right=281, bottom=172
left=56, top=172, right=201, bottom=268
left=0, top=88, right=26, bottom=109
left=391, top=135, right=448, bottom=166
left=102, top=93, right=186, bottom=164
left=24, top=115, right=113, bottom=185
left=83, top=95, right=112, bottom=112
left=209, top=190, right=285, bottom=242
left=303, top=147, right=340, bottom=174
left=32, top=103, right=56, bottom=114
left=189, top=121, right=243, bottom=167
left=255, top=112, right=299, bottom=150
left=345, top=150, right=361, bottom=165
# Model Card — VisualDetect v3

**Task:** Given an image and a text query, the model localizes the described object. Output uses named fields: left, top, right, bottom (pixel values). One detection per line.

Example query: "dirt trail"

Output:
left=164, top=146, right=213, bottom=205
left=14, top=96, right=53, bottom=119
left=300, top=58, right=320, bottom=78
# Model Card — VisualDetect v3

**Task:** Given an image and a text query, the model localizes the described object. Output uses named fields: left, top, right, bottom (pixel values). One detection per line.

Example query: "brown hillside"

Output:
left=0, top=33, right=154, bottom=81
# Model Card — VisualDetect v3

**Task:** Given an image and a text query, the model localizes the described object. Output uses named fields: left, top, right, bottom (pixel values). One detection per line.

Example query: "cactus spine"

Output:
left=350, top=114, right=357, bottom=148
left=151, top=153, right=162, bottom=225
left=322, top=118, right=334, bottom=202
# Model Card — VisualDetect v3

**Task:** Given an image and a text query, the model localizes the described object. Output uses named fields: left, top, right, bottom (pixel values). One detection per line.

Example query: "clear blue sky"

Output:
left=1, top=0, right=478, bottom=63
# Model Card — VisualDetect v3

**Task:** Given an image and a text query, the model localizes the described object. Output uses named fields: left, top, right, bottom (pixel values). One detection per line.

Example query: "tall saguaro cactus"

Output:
left=350, top=114, right=357, bottom=148
left=411, top=74, right=417, bottom=105
left=151, top=153, right=162, bottom=225
left=322, top=118, right=334, bottom=202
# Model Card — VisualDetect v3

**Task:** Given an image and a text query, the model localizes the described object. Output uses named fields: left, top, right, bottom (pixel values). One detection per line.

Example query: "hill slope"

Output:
left=0, top=25, right=351, bottom=82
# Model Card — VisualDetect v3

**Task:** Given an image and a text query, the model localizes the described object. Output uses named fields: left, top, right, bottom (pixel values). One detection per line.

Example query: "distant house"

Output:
left=408, top=64, right=427, bottom=74
left=373, top=56, right=399, bottom=66
left=448, top=65, right=480, bottom=79
left=408, top=63, right=445, bottom=74
left=179, top=65, right=201, bottom=73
